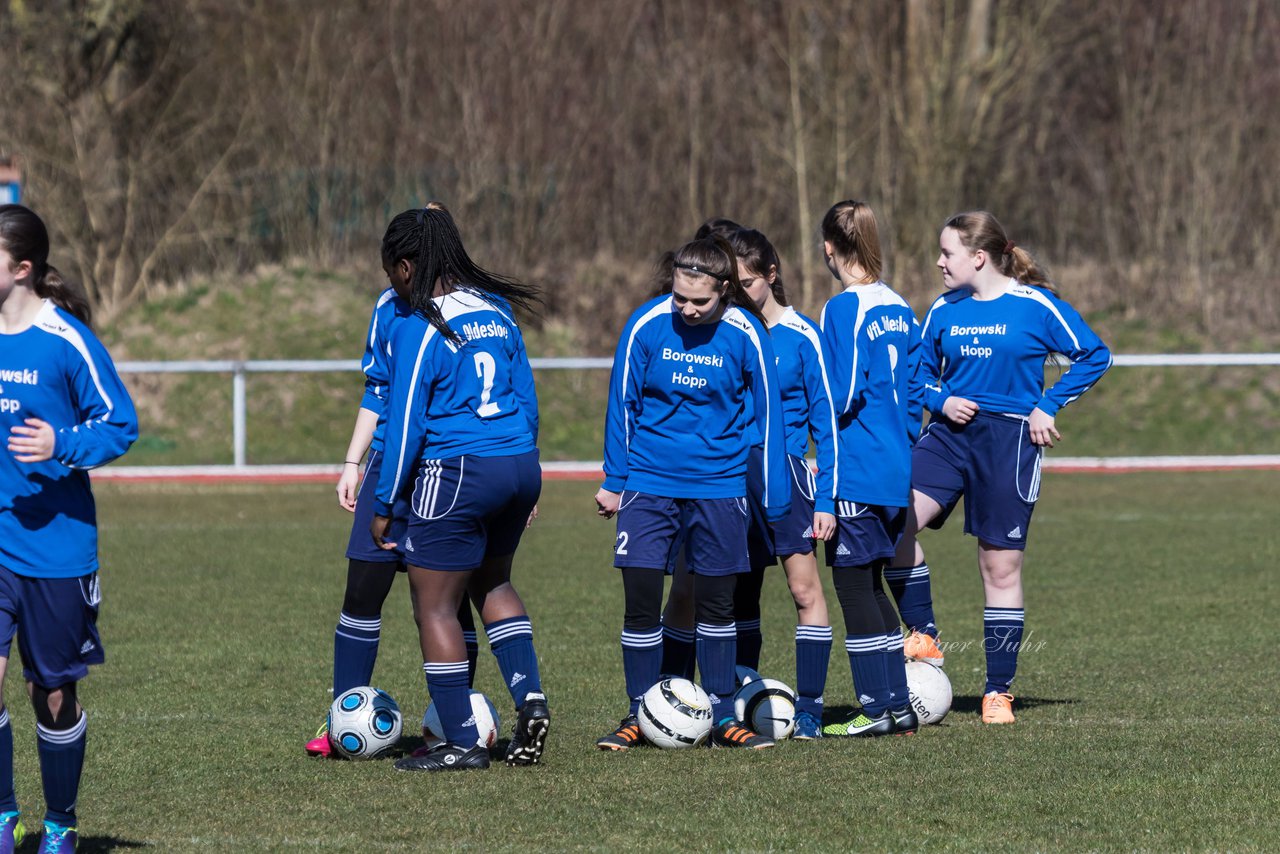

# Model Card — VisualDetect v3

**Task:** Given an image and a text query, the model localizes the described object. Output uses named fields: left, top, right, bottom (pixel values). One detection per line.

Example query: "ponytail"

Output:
left=34, top=264, right=93, bottom=326
left=944, top=210, right=1057, bottom=296
left=0, top=204, right=93, bottom=326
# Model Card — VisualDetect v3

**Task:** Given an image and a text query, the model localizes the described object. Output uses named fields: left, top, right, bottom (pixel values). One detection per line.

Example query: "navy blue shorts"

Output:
left=746, top=448, right=817, bottom=566
left=825, top=502, right=906, bottom=567
left=401, top=451, right=541, bottom=571
left=0, top=566, right=104, bottom=687
left=912, top=410, right=1043, bottom=550
left=613, top=492, right=750, bottom=577
left=347, top=450, right=410, bottom=564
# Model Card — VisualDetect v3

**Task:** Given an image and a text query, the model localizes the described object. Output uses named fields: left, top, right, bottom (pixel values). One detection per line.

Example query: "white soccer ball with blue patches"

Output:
left=327, top=686, right=403, bottom=759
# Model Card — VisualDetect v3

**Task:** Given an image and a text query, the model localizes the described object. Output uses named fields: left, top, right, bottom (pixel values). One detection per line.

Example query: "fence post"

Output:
left=233, top=363, right=247, bottom=468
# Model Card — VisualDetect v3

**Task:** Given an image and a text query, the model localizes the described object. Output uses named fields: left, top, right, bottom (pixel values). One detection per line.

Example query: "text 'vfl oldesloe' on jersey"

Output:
left=821, top=281, right=923, bottom=508
left=374, top=289, right=538, bottom=518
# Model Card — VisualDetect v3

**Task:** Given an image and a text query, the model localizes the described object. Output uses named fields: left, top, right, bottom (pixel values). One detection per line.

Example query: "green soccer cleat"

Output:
left=822, top=710, right=895, bottom=738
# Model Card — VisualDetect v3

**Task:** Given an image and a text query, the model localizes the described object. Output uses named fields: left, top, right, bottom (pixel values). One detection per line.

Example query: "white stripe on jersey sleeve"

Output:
left=722, top=307, right=775, bottom=510
left=619, top=298, right=675, bottom=454
left=780, top=307, right=839, bottom=496
left=34, top=302, right=115, bottom=412
left=1007, top=284, right=1082, bottom=351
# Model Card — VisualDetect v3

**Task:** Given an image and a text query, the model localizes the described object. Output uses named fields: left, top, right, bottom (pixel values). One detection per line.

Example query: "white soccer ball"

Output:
left=327, top=686, right=403, bottom=759
left=421, top=690, right=500, bottom=748
left=638, top=678, right=713, bottom=749
left=733, top=678, right=797, bottom=739
left=734, top=665, right=763, bottom=687
left=905, top=660, right=953, bottom=725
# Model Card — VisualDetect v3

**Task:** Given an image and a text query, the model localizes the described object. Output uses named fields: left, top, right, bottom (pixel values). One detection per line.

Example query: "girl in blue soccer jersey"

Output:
left=0, top=205, right=137, bottom=852
left=725, top=226, right=838, bottom=741
left=887, top=210, right=1111, bottom=724
left=817, top=200, right=924, bottom=738
left=594, top=236, right=789, bottom=751
left=369, top=204, right=549, bottom=772
left=303, top=248, right=482, bottom=758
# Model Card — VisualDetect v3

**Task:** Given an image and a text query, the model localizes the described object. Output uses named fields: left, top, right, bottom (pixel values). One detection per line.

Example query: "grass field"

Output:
left=5, top=472, right=1273, bottom=851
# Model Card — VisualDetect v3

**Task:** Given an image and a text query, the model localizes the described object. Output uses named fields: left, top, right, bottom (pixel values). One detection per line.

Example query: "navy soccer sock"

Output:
left=660, top=621, right=696, bottom=680
left=0, top=708, right=14, bottom=813
left=794, top=625, right=832, bottom=718
left=844, top=633, right=891, bottom=716
left=984, top=607, right=1025, bottom=694
left=332, top=611, right=380, bottom=695
left=884, top=562, right=938, bottom=637
left=621, top=626, right=663, bottom=717
left=463, top=630, right=480, bottom=687
left=485, top=616, right=542, bottom=707
left=697, top=622, right=737, bottom=723
left=883, top=630, right=910, bottom=709
left=735, top=619, right=763, bottom=671
left=37, top=714, right=86, bottom=827
left=423, top=662, right=478, bottom=746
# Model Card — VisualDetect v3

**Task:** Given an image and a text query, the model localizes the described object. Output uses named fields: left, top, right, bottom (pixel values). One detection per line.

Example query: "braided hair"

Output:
left=380, top=203, right=540, bottom=344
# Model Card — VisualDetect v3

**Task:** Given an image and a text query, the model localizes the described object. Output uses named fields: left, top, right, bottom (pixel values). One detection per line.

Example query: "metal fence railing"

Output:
left=115, top=354, right=1280, bottom=470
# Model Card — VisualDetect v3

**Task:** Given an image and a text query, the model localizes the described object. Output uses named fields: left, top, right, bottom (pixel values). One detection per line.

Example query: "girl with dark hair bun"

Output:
left=0, top=204, right=137, bottom=850
left=368, top=204, right=550, bottom=772
left=887, top=210, right=1111, bottom=725
left=303, top=202, right=482, bottom=759
left=595, top=236, right=788, bottom=751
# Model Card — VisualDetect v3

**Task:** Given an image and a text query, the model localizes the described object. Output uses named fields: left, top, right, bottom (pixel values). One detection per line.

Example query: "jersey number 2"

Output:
left=473, top=352, right=502, bottom=417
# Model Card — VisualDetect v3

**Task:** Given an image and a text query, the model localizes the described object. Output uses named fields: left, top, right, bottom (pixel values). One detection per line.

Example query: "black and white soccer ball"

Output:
left=421, top=690, right=500, bottom=748
left=733, top=678, right=797, bottom=739
left=327, top=686, right=403, bottom=759
left=638, top=678, right=713, bottom=749
left=905, top=660, right=952, bottom=725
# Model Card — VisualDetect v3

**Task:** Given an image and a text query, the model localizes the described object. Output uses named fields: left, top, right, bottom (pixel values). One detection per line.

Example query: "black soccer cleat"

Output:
left=394, top=742, right=490, bottom=772
left=505, top=692, right=550, bottom=766
left=596, top=715, right=644, bottom=751
left=889, top=705, right=920, bottom=735
left=711, top=720, right=775, bottom=749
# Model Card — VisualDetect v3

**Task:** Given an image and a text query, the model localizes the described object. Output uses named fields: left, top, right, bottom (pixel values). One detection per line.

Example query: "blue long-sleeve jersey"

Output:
left=920, top=280, right=1112, bottom=417
left=375, top=288, right=538, bottom=517
left=769, top=308, right=838, bottom=515
left=0, top=301, right=138, bottom=578
left=601, top=295, right=790, bottom=523
left=820, top=282, right=922, bottom=508
left=358, top=287, right=414, bottom=453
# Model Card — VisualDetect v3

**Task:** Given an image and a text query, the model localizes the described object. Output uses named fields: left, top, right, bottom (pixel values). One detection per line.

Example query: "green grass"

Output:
left=8, top=472, right=1274, bottom=851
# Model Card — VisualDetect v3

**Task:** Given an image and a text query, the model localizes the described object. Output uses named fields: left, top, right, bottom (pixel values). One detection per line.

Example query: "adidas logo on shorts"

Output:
left=836, top=543, right=851, bottom=556
left=404, top=536, right=415, bottom=552
left=1007, top=526, right=1023, bottom=539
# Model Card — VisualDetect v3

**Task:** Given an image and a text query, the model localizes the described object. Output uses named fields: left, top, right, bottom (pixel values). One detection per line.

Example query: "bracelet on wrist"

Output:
left=343, top=460, right=362, bottom=466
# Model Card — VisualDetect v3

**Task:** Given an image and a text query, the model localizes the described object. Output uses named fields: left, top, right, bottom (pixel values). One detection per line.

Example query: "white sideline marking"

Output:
left=92, top=455, right=1280, bottom=483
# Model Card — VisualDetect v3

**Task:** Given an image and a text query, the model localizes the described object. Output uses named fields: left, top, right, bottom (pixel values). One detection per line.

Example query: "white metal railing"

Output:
left=115, top=354, right=1279, bottom=469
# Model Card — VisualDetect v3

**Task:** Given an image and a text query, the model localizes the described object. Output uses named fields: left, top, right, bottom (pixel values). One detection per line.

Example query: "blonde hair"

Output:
left=944, top=210, right=1056, bottom=295
left=821, top=200, right=882, bottom=283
